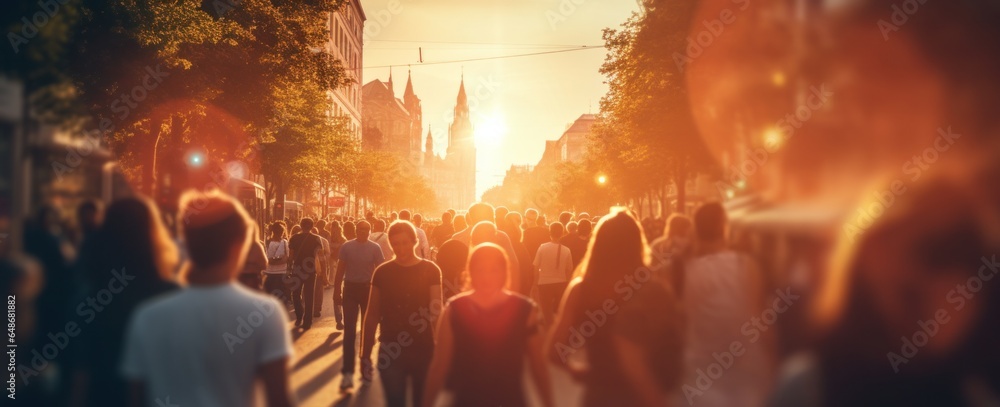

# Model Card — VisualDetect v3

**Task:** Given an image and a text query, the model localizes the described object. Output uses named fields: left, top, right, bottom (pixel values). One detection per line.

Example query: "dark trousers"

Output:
left=313, top=274, right=325, bottom=316
left=538, top=282, right=568, bottom=325
left=237, top=273, right=262, bottom=291
left=263, top=273, right=290, bottom=305
left=342, top=282, right=370, bottom=374
left=291, top=270, right=317, bottom=326
left=379, top=346, right=432, bottom=407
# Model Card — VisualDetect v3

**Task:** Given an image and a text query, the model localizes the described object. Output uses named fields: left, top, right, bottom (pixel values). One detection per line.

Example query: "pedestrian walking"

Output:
left=73, top=197, right=179, bottom=407
left=432, top=211, right=456, bottom=248
left=328, top=220, right=347, bottom=327
left=333, top=220, right=385, bottom=389
left=560, top=219, right=592, bottom=269
left=423, top=243, right=553, bottom=407
left=289, top=217, right=323, bottom=330
left=534, top=222, right=573, bottom=325
left=548, top=209, right=680, bottom=407
left=361, top=221, right=442, bottom=407
left=369, top=219, right=393, bottom=261
left=263, top=222, right=291, bottom=306
left=680, top=203, right=773, bottom=407
left=120, top=190, right=295, bottom=407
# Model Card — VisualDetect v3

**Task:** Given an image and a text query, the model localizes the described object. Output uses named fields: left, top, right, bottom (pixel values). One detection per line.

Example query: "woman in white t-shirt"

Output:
left=263, top=222, right=291, bottom=305
left=533, top=222, right=573, bottom=325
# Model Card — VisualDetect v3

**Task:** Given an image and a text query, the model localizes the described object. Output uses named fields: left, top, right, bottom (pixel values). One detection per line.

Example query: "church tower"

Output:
left=403, top=70, right=422, bottom=164
left=447, top=75, right=476, bottom=209
left=424, top=126, right=434, bottom=166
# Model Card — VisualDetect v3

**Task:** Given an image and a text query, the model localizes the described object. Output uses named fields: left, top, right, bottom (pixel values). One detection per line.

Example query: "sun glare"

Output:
left=476, top=113, right=507, bottom=147
left=764, top=127, right=784, bottom=150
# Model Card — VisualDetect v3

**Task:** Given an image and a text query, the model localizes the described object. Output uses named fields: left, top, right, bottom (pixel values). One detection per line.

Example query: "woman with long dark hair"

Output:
left=547, top=208, right=684, bottom=407
left=423, top=243, right=553, bottom=407
left=72, top=196, right=180, bottom=407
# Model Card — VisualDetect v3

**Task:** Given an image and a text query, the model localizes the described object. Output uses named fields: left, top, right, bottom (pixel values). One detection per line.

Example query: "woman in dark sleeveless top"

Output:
left=423, top=243, right=553, bottom=407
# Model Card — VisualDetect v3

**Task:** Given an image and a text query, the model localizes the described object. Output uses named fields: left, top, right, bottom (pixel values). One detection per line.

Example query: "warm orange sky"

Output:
left=359, top=0, right=640, bottom=198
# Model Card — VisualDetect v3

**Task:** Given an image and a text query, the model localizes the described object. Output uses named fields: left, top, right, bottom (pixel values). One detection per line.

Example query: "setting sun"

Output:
left=476, top=112, right=508, bottom=147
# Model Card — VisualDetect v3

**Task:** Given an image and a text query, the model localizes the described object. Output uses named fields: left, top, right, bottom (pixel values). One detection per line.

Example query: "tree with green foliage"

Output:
left=6, top=0, right=357, bottom=216
left=592, top=0, right=714, bottom=215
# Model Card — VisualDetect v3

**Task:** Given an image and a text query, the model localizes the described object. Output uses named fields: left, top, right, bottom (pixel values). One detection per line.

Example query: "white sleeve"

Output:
left=419, top=231, right=430, bottom=256
left=257, top=297, right=294, bottom=365
left=119, top=309, right=148, bottom=380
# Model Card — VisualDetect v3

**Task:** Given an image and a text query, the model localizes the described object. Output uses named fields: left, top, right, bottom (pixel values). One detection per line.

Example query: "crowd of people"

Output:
left=4, top=179, right=1000, bottom=407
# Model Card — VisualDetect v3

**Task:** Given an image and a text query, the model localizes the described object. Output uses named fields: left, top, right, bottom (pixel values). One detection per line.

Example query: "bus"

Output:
left=227, top=177, right=267, bottom=239
left=284, top=200, right=303, bottom=222
left=268, top=199, right=303, bottom=223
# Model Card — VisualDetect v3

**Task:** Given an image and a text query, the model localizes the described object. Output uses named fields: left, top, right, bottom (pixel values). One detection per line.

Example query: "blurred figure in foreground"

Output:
left=74, top=199, right=103, bottom=250
left=680, top=203, right=774, bottom=407
left=549, top=209, right=684, bottom=407
left=120, top=190, right=294, bottom=407
left=73, top=197, right=180, bottom=407
left=424, top=243, right=553, bottom=407
left=770, top=176, right=1000, bottom=407
left=650, top=214, right=694, bottom=294
left=24, top=205, right=75, bottom=342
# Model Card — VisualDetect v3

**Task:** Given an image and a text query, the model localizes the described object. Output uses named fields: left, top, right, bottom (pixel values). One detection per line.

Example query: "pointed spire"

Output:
left=425, top=126, right=433, bottom=153
left=387, top=66, right=394, bottom=94
left=456, top=75, right=467, bottom=106
left=404, top=71, right=414, bottom=95
left=403, top=68, right=417, bottom=106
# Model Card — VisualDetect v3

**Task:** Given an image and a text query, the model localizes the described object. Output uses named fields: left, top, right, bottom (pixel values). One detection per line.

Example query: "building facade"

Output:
left=326, top=1, right=365, bottom=140
left=361, top=71, right=424, bottom=162
left=321, top=1, right=365, bottom=216
left=556, top=113, right=595, bottom=163
left=361, top=74, right=478, bottom=211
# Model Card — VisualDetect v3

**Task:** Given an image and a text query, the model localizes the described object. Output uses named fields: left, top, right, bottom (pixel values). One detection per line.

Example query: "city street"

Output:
left=6, top=0, right=1000, bottom=405
left=287, top=286, right=583, bottom=407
